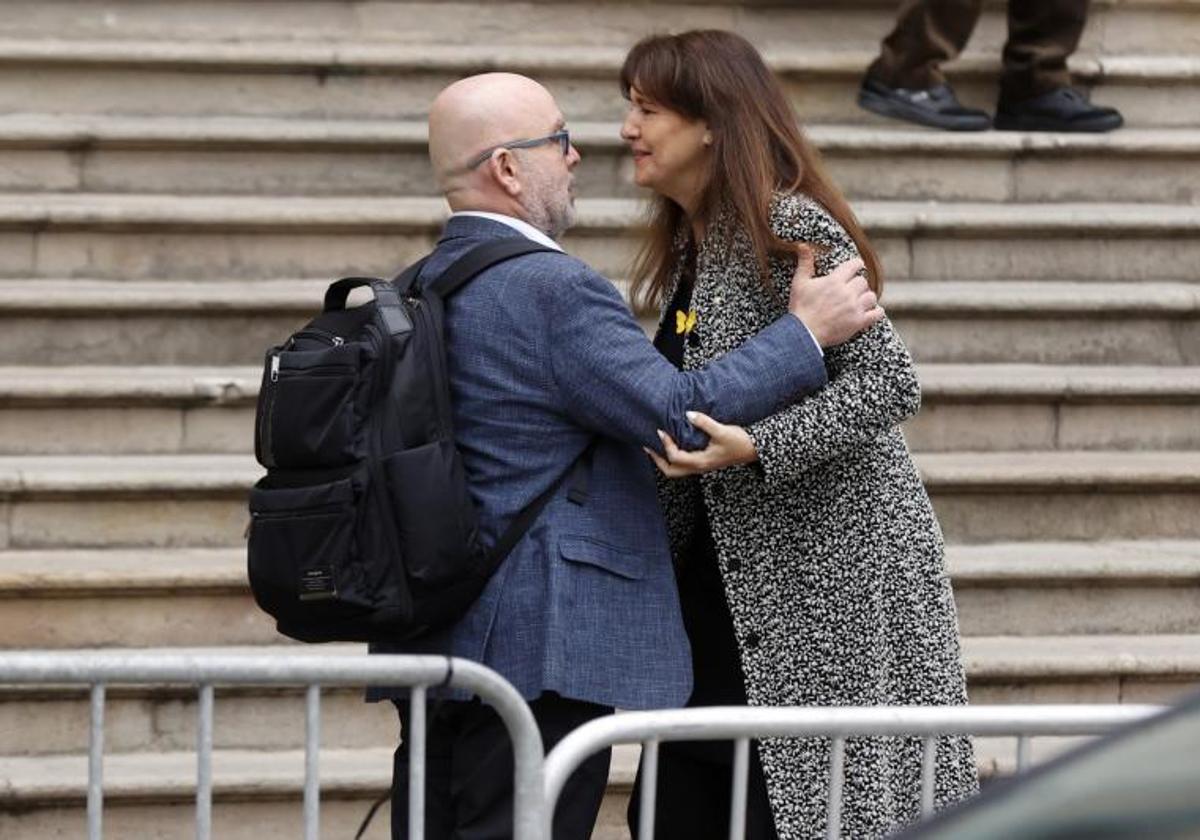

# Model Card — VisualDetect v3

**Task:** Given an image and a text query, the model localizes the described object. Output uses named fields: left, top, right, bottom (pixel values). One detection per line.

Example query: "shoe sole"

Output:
left=993, top=112, right=1125, bottom=133
left=857, top=88, right=991, bottom=132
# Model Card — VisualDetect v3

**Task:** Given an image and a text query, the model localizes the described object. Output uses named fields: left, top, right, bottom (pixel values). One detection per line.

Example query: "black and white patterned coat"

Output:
left=655, top=193, right=980, bottom=839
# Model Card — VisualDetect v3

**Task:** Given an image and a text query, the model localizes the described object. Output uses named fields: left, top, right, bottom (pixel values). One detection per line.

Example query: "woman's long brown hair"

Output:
left=620, top=30, right=883, bottom=311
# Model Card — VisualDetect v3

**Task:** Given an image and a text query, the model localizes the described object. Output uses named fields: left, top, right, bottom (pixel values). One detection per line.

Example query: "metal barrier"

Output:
left=542, top=703, right=1163, bottom=840
left=0, top=653, right=1167, bottom=840
left=0, top=652, right=545, bottom=840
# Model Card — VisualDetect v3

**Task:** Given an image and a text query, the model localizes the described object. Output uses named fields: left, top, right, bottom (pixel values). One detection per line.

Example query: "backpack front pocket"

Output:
left=247, top=474, right=372, bottom=622
left=256, top=344, right=368, bottom=469
left=383, top=440, right=483, bottom=587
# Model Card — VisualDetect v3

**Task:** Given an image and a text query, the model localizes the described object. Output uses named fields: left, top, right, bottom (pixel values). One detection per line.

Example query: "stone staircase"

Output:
left=0, top=1, right=1198, bottom=837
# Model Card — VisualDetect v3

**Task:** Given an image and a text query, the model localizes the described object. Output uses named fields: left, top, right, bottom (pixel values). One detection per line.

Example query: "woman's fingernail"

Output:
left=656, top=429, right=667, bottom=441
left=686, top=411, right=698, bottom=422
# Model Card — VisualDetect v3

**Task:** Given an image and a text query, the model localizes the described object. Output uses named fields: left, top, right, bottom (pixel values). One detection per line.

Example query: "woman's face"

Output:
left=620, top=85, right=710, bottom=210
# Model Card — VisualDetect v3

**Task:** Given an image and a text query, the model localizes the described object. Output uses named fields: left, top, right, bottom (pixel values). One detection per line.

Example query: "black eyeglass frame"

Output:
left=465, top=129, right=571, bottom=170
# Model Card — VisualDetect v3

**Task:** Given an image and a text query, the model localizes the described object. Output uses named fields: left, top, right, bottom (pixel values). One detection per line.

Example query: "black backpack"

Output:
left=247, top=239, right=590, bottom=643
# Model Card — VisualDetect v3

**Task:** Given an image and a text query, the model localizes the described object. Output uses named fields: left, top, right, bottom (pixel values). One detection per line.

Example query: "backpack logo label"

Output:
left=298, top=568, right=336, bottom=601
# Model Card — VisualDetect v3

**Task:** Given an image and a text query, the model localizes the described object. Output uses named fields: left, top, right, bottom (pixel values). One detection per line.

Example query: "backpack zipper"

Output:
left=258, top=353, right=280, bottom=468
left=250, top=501, right=346, bottom=522
left=289, top=328, right=345, bottom=347
left=278, top=363, right=354, bottom=378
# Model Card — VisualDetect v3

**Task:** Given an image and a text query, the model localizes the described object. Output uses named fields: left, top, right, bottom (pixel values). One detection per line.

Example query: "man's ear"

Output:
left=488, top=149, right=523, bottom=197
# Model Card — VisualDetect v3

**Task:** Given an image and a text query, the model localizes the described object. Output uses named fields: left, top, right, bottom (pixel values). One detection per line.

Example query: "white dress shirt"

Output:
left=450, top=211, right=562, bottom=251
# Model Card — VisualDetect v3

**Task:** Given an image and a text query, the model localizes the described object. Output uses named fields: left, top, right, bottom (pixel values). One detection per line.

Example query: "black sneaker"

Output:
left=994, top=87, right=1124, bottom=132
left=857, top=77, right=991, bottom=131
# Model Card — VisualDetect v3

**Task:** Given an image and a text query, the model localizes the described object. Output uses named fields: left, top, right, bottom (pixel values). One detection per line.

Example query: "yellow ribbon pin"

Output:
left=675, top=309, right=697, bottom=335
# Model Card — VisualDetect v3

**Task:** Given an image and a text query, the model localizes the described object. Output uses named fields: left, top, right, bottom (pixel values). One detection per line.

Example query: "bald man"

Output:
left=372, top=73, right=880, bottom=840
left=427, top=73, right=579, bottom=240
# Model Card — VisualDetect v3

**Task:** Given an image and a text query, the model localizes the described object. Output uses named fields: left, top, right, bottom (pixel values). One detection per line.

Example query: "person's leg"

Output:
left=628, top=526, right=779, bottom=839
left=859, top=0, right=991, bottom=130
left=999, top=0, right=1089, bottom=102
left=532, top=694, right=613, bottom=840
left=867, top=0, right=985, bottom=90
left=627, top=740, right=778, bottom=840
left=390, top=699, right=460, bottom=840
left=395, top=692, right=610, bottom=840
left=994, top=0, right=1122, bottom=130
left=628, top=742, right=730, bottom=840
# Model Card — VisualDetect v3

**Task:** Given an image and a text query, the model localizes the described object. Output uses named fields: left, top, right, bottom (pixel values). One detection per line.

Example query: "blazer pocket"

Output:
left=558, top=536, right=647, bottom=581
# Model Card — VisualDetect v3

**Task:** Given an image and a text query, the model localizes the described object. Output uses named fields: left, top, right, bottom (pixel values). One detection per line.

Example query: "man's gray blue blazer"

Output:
left=374, top=215, right=827, bottom=710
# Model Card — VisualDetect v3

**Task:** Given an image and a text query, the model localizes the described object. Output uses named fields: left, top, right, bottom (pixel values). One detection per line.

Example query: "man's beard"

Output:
left=544, top=194, right=575, bottom=239
left=522, top=174, right=575, bottom=240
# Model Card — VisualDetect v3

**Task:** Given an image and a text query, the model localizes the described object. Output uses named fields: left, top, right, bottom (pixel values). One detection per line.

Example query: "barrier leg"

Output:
left=88, top=684, right=105, bottom=840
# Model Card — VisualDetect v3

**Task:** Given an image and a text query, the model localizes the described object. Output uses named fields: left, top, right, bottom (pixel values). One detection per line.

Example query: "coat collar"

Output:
left=438, top=212, right=547, bottom=247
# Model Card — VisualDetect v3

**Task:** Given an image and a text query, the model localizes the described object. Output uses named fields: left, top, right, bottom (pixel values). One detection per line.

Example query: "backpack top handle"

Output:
left=322, top=275, right=415, bottom=337
left=322, top=277, right=379, bottom=312
left=324, top=254, right=431, bottom=313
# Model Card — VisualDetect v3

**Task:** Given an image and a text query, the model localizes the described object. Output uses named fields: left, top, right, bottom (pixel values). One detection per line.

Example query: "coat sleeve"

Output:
left=541, top=256, right=828, bottom=452
left=745, top=198, right=921, bottom=487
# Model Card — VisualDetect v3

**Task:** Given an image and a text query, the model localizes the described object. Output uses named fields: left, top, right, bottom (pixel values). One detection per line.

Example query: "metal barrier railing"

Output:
left=0, top=652, right=545, bottom=840
left=542, top=704, right=1163, bottom=840
left=0, top=653, right=1167, bottom=840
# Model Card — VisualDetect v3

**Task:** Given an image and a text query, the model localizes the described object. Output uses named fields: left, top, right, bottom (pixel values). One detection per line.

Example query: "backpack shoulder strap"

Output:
left=390, top=256, right=430, bottom=297
left=426, top=238, right=559, bottom=300
left=488, top=440, right=596, bottom=566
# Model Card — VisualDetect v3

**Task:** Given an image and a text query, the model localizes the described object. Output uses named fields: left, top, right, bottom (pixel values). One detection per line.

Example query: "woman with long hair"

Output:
left=619, top=31, right=979, bottom=839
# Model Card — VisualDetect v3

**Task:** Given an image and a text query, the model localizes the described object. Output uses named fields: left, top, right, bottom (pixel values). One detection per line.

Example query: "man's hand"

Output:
left=644, top=412, right=757, bottom=477
left=788, top=255, right=882, bottom=348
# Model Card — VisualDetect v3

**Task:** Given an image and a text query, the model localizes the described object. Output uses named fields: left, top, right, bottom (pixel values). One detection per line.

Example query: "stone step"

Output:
left=0, top=548, right=279, bottom=648
left=0, top=454, right=258, bottom=549
left=0, top=674, right=396, bottom=759
left=922, top=450, right=1200, bottom=541
left=2, top=363, right=1197, bottom=456
left=964, top=634, right=1200, bottom=704
left=0, top=0, right=1195, bottom=55
left=0, top=636, right=1193, bottom=757
left=2, top=540, right=1197, bottom=653
left=949, top=541, right=1200, bottom=635
left=0, top=746, right=397, bottom=840
left=0, top=38, right=1194, bottom=126
left=909, top=364, right=1200, bottom=452
left=892, top=281, right=1200, bottom=365
left=2, top=194, right=1199, bottom=282
left=1, top=450, right=1198, bottom=547
left=2, top=278, right=1196, bottom=365
left=0, top=365, right=258, bottom=455
left=3, top=114, right=1198, bottom=204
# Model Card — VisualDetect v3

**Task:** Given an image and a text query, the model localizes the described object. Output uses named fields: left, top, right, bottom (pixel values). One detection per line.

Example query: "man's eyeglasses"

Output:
left=466, top=129, right=571, bottom=170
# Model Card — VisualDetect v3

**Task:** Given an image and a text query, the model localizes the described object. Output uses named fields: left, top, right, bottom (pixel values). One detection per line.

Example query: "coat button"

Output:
left=687, top=330, right=701, bottom=347
left=726, top=556, right=742, bottom=573
left=744, top=631, right=761, bottom=649
left=710, top=482, right=725, bottom=501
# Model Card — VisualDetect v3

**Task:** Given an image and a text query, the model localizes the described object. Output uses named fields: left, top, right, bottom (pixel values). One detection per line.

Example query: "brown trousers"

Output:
left=867, top=0, right=1090, bottom=102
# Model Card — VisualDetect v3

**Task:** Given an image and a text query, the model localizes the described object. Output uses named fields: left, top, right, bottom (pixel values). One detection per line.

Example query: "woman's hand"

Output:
left=644, top=411, right=758, bottom=477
